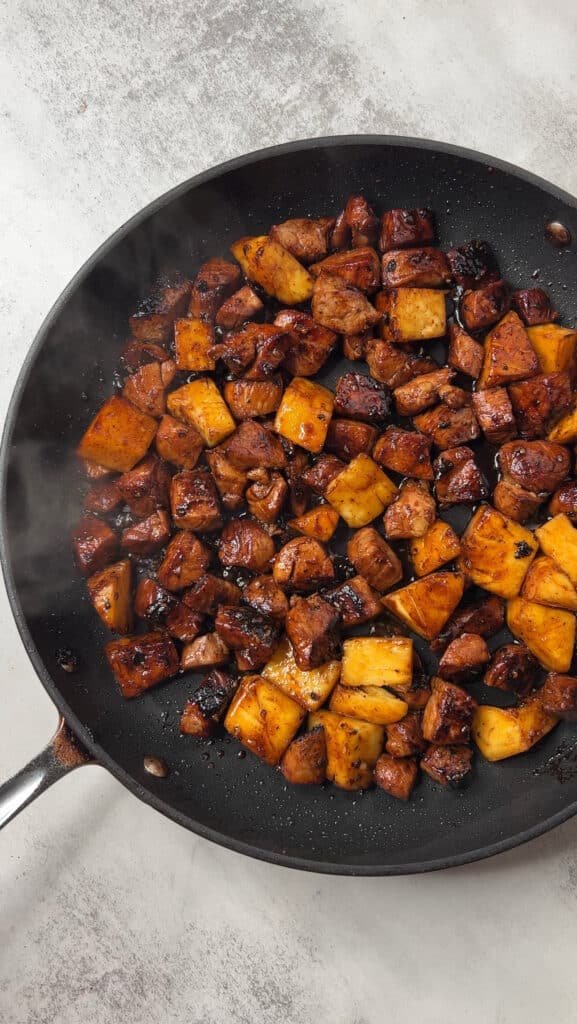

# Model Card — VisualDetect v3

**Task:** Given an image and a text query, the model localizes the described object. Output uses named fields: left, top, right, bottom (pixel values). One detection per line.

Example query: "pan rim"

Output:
left=3, top=132, right=577, bottom=875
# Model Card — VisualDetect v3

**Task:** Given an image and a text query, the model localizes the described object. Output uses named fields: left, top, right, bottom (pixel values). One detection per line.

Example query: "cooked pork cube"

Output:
left=157, top=531, right=211, bottom=591
left=385, top=711, right=426, bottom=758
left=269, top=216, right=335, bottom=264
left=212, top=323, right=287, bottom=379
left=301, top=455, right=346, bottom=496
left=379, top=207, right=435, bottom=252
left=285, top=594, right=341, bottom=670
left=205, top=449, right=247, bottom=511
left=288, top=504, right=340, bottom=543
left=121, top=338, right=167, bottom=370
left=341, top=195, right=378, bottom=247
left=473, top=695, right=558, bottom=761
left=498, top=440, right=570, bottom=494
left=431, top=595, right=505, bottom=654
left=527, top=323, right=577, bottom=382
left=225, top=673, right=306, bottom=764
left=218, top=518, right=275, bottom=573
left=509, top=372, right=571, bottom=438
left=421, top=744, right=473, bottom=787
left=493, top=480, right=543, bottom=523
left=242, top=575, right=288, bottom=621
left=383, top=479, right=436, bottom=540
left=173, top=317, right=215, bottom=371
left=105, top=631, right=179, bottom=698
left=183, top=573, right=241, bottom=615
left=512, top=288, right=558, bottom=326
left=134, top=579, right=175, bottom=622
left=167, top=378, right=236, bottom=448
left=273, top=537, right=334, bottom=592
left=373, top=427, right=433, bottom=480
left=170, top=469, right=221, bottom=532
left=222, top=421, right=286, bottom=471
left=312, top=273, right=381, bottom=335
left=310, top=247, right=381, bottom=292
left=410, top=520, right=461, bottom=576
left=460, top=279, right=511, bottom=332
left=308, top=709, right=384, bottom=790
left=72, top=516, right=118, bottom=576
left=342, top=330, right=371, bottom=361
left=280, top=727, right=327, bottom=784
left=472, top=388, right=516, bottom=444
left=434, top=444, right=488, bottom=506
left=458, top=505, right=537, bottom=598
left=550, top=482, right=577, bottom=520
left=181, top=633, right=230, bottom=670
left=521, top=555, right=577, bottom=611
left=122, top=360, right=171, bottom=417
left=446, top=239, right=499, bottom=289
left=366, top=338, right=437, bottom=389
left=478, top=311, right=539, bottom=389
left=188, top=258, right=241, bottom=321
left=87, top=559, right=132, bottom=634
left=393, top=368, right=454, bottom=417
left=262, top=636, right=340, bottom=710
left=273, top=309, right=336, bottom=376
left=326, top=454, right=397, bottom=528
left=347, top=526, right=403, bottom=591
left=165, top=602, right=204, bottom=643
left=129, top=270, right=191, bottom=341
left=413, top=402, right=480, bottom=450
left=274, top=377, right=334, bottom=454
left=325, top=419, right=378, bottom=460
left=382, top=247, right=451, bottom=288
left=322, top=575, right=382, bottom=627
left=116, top=455, right=171, bottom=517
left=222, top=377, right=283, bottom=421
left=376, top=288, right=446, bottom=343
left=215, top=605, right=280, bottom=671
left=382, top=571, right=465, bottom=640
left=155, top=414, right=203, bottom=469
left=437, top=633, right=490, bottom=681
left=84, top=479, right=122, bottom=515
left=374, top=755, right=418, bottom=800
left=120, top=509, right=171, bottom=555
left=447, top=323, right=484, bottom=378
left=334, top=371, right=390, bottom=423
left=215, top=286, right=264, bottom=329
left=535, top=514, right=577, bottom=585
left=330, top=209, right=350, bottom=250
left=506, top=597, right=575, bottom=672
left=341, top=635, right=413, bottom=689
left=77, top=396, right=157, bottom=472
left=246, top=470, right=288, bottom=524
left=483, top=643, right=539, bottom=697
left=422, top=678, right=477, bottom=745
left=180, top=669, right=238, bottom=737
left=540, top=672, right=577, bottom=720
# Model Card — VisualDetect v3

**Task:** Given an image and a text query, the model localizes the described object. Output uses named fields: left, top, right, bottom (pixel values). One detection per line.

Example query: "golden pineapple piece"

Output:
left=230, top=234, right=314, bottom=304
left=167, top=378, right=236, bottom=447
left=262, top=636, right=340, bottom=711
left=340, top=636, right=413, bottom=689
left=527, top=323, right=577, bottom=381
left=506, top=597, right=575, bottom=672
left=473, top=695, right=558, bottom=762
left=536, top=513, right=577, bottom=585
left=409, top=520, right=461, bottom=577
left=329, top=684, right=408, bottom=725
left=458, top=504, right=538, bottom=598
left=326, top=453, right=398, bottom=528
left=87, top=559, right=132, bottom=634
left=77, top=395, right=157, bottom=472
left=521, top=556, right=577, bottom=611
left=224, top=674, right=305, bottom=764
left=308, top=709, right=384, bottom=790
left=173, top=317, right=215, bottom=371
left=274, top=377, right=334, bottom=453
left=288, top=504, right=340, bottom=542
left=381, top=571, right=465, bottom=640
left=548, top=399, right=577, bottom=443
left=376, top=288, right=446, bottom=343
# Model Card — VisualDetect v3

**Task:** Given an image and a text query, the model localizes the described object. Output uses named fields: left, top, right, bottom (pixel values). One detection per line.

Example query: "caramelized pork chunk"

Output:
left=472, top=388, right=517, bottom=444
left=413, top=402, right=480, bottom=450
left=383, top=480, right=436, bottom=540
left=374, top=755, right=419, bottom=800
left=285, top=594, right=341, bottom=670
left=342, top=330, right=371, bottom=361
left=84, top=479, right=122, bottom=515
left=310, top=247, right=381, bottom=292
left=270, top=216, right=335, bottom=263
left=285, top=450, right=310, bottom=517
left=344, top=195, right=379, bottom=248
left=431, top=595, right=505, bottom=654
left=513, top=288, right=559, bottom=326
left=382, top=247, right=451, bottom=288
left=447, top=323, right=483, bottom=379
left=129, top=271, right=191, bottom=342
left=281, top=727, right=327, bottom=784
left=214, top=322, right=288, bottom=379
left=215, top=285, right=264, bottom=329
left=509, top=373, right=572, bottom=438
left=446, top=240, right=499, bottom=289
left=215, top=605, right=280, bottom=671
left=540, top=672, right=577, bottom=720
left=421, top=744, right=473, bottom=787
left=242, top=575, right=289, bottom=621
left=322, top=575, right=382, bottom=627
left=498, top=440, right=570, bottom=494
left=246, top=469, right=288, bottom=523
left=222, top=377, right=283, bottom=421
left=311, top=273, right=381, bottom=335
left=163, top=602, right=203, bottom=643
left=385, top=711, right=426, bottom=758
left=121, top=338, right=167, bottom=370
left=134, top=579, right=175, bottom=622
left=550, top=482, right=577, bottom=520
left=333, top=371, right=390, bottom=423
left=493, top=480, right=543, bottom=523
left=373, top=427, right=433, bottom=480
left=171, top=469, right=222, bottom=531
left=330, top=209, right=350, bottom=250
left=347, top=527, right=402, bottom=591
left=181, top=633, right=230, bottom=670
left=272, top=309, right=337, bottom=376
left=379, top=207, right=435, bottom=252
left=273, top=537, right=334, bottom=592
left=437, top=633, right=490, bottom=682
left=180, top=669, right=239, bottom=737
left=301, top=455, right=346, bottom=496
left=218, top=518, right=275, bottom=573
left=393, top=368, right=454, bottom=417
left=433, top=446, right=488, bottom=508
left=325, top=419, right=378, bottom=460
left=122, top=360, right=170, bottom=417
left=117, top=456, right=171, bottom=517
left=157, top=532, right=211, bottom=591
left=183, top=573, right=241, bottom=614
left=460, top=279, right=511, bottom=332
left=422, top=678, right=477, bottom=745
left=155, top=414, right=204, bottom=469
left=105, top=632, right=179, bottom=698
left=478, top=311, right=539, bottom=389
left=366, top=338, right=437, bottom=390
left=188, top=258, right=241, bottom=322
left=205, top=449, right=247, bottom=511
left=121, top=509, right=172, bottom=554
left=222, top=421, right=286, bottom=471
left=483, top=643, right=539, bottom=697
left=72, top=516, right=118, bottom=575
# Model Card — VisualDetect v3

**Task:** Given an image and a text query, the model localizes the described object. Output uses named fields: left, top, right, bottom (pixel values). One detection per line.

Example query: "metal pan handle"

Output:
left=0, top=717, right=93, bottom=829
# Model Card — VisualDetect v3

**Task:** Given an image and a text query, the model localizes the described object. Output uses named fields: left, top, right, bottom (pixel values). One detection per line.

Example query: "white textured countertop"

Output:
left=2, top=2, right=577, bottom=1021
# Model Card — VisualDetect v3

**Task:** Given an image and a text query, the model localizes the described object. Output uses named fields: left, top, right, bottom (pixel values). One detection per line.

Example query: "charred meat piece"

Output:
left=121, top=509, right=172, bottom=554
left=540, top=672, right=577, bottom=720
left=188, top=258, right=241, bottom=322
left=550, top=482, right=577, bottom=520
left=447, top=323, right=484, bottom=379
left=129, top=271, right=191, bottom=342
left=509, top=373, right=572, bottom=439
left=122, top=360, right=171, bottom=418
left=273, top=309, right=337, bottom=376
left=446, top=240, right=499, bottom=289
left=72, top=517, right=118, bottom=576
left=374, top=755, right=419, bottom=800
left=382, top=247, right=451, bottom=288
left=379, top=207, right=435, bottom=252
left=438, top=633, right=490, bottom=682
left=383, top=480, right=436, bottom=540
left=181, top=633, right=230, bottom=670
left=301, top=455, right=346, bottom=497
left=213, top=323, right=288, bottom=379
left=373, top=427, right=433, bottom=481
left=246, top=469, right=288, bottom=523
left=218, top=518, right=275, bottom=573
left=460, top=279, right=511, bottom=332
left=493, top=480, right=543, bottom=523
left=413, top=402, right=480, bottom=450
left=180, top=669, right=239, bottom=737
left=285, top=594, right=341, bottom=670
left=498, top=440, right=570, bottom=494
left=269, top=217, right=335, bottom=264
left=215, top=285, right=264, bottom=329
left=421, top=744, right=473, bottom=787
left=433, top=446, right=488, bottom=509
left=311, top=273, right=381, bottom=335
left=205, top=449, right=247, bottom=512
left=134, top=579, right=176, bottom=622
left=222, top=421, right=286, bottom=471
left=273, top=537, right=334, bottom=592
left=117, top=456, right=171, bottom=517
left=171, top=469, right=222, bottom=531
left=215, top=605, right=280, bottom=671
left=165, top=602, right=204, bottom=643
left=513, top=288, right=559, bottom=326
left=155, top=415, right=204, bottom=469
left=344, top=195, right=379, bottom=248
left=183, top=573, right=241, bottom=614
left=478, top=311, right=539, bottom=389
left=366, top=338, right=437, bottom=390
left=105, top=631, right=179, bottom=698
left=385, top=711, right=426, bottom=758
left=484, top=643, right=539, bottom=697
left=347, top=526, right=402, bottom=591
left=472, top=388, right=517, bottom=444
left=422, top=678, right=477, bottom=745
left=281, top=727, right=327, bottom=784
left=242, top=575, right=289, bottom=621
left=322, top=575, right=382, bottom=627
left=84, top=479, right=122, bottom=515
left=310, top=247, right=381, bottom=292
left=431, top=595, right=505, bottom=654
left=325, top=419, right=378, bottom=461
left=334, top=371, right=391, bottom=424
left=157, top=531, right=211, bottom=591
left=393, top=368, right=454, bottom=417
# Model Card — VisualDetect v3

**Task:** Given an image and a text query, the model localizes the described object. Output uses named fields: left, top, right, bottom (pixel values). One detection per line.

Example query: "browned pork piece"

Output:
left=373, top=427, right=433, bottom=480
left=245, top=470, right=288, bottom=523
left=188, top=258, right=241, bottom=322
left=478, top=311, right=539, bottom=388
left=433, top=446, right=488, bottom=508
left=460, top=279, right=511, bottom=331
left=483, top=643, right=539, bottom=697
left=325, top=420, right=378, bottom=460
left=155, top=414, right=204, bottom=469
left=311, top=273, right=381, bottom=334
left=381, top=247, right=451, bottom=288
left=342, top=330, right=371, bottom=361
left=509, top=373, right=572, bottom=438
left=431, top=595, right=505, bottom=654
left=437, top=634, right=490, bottom=682
left=273, top=309, right=337, bottom=376
left=322, top=575, right=382, bottom=627
left=218, top=518, right=276, bottom=573
left=420, top=744, right=473, bottom=787
left=121, top=338, right=167, bottom=370
left=472, top=388, right=517, bottom=444
left=84, top=479, right=122, bottom=515
left=413, top=401, right=480, bottom=450
left=122, top=360, right=174, bottom=417
left=366, top=338, right=437, bottom=389
left=273, top=537, right=334, bottom=592
left=285, top=594, right=341, bottom=670
left=221, top=420, right=286, bottom=471
left=492, top=480, right=543, bottom=523
left=498, top=440, right=570, bottom=494
left=180, top=669, right=239, bottom=737
left=333, top=371, right=390, bottom=423
left=344, top=195, right=379, bottom=248
left=181, top=633, right=230, bottom=670
left=347, top=526, right=402, bottom=591
left=285, top=450, right=309, bottom=517
left=422, top=678, right=477, bottom=745
left=129, top=270, right=191, bottom=341
left=134, top=579, right=176, bottom=622
left=330, top=209, right=350, bottom=250
left=281, top=727, right=327, bottom=784
left=213, top=322, right=288, bottom=379
left=447, top=323, right=484, bottom=379
left=117, top=456, right=171, bottom=517
left=105, top=632, right=180, bottom=698
left=170, top=469, right=222, bottom=531
left=121, top=509, right=172, bottom=554
left=301, top=455, right=345, bottom=496
left=157, top=532, right=211, bottom=591
left=374, top=755, right=419, bottom=800
left=393, top=368, right=454, bottom=417
left=242, top=575, right=289, bottom=621
left=223, top=377, right=283, bottom=420
left=385, top=711, right=426, bottom=758
left=165, top=602, right=204, bottom=643
left=446, top=240, right=499, bottom=289
left=383, top=480, right=436, bottom=540
left=72, top=517, right=118, bottom=575
left=183, top=574, right=241, bottom=614
left=215, top=605, right=280, bottom=671
left=216, top=285, right=264, bottom=329
left=550, top=482, right=577, bottom=520
left=540, top=673, right=577, bottom=719
left=512, top=288, right=559, bottom=326
left=310, top=247, right=381, bottom=292
left=269, top=217, right=335, bottom=263
left=205, top=449, right=247, bottom=511
left=379, top=207, right=435, bottom=252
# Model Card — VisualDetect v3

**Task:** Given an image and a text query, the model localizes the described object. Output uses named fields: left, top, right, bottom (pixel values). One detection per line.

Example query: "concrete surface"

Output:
left=2, top=1, right=577, bottom=1021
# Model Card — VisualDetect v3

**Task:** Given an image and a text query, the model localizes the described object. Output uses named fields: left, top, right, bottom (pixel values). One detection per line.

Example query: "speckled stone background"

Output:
left=2, top=2, right=577, bottom=1021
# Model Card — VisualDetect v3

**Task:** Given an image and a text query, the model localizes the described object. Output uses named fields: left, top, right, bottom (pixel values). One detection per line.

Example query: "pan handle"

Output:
left=0, top=717, right=93, bottom=829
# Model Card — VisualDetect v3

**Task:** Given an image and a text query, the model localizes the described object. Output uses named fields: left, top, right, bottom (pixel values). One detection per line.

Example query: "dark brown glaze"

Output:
left=180, top=669, right=239, bottom=737
left=433, top=446, right=488, bottom=508
left=322, top=575, right=382, bottom=628
left=273, top=537, right=334, bottom=592
left=422, top=678, right=477, bottom=745
left=117, top=456, right=171, bottom=517
left=421, top=744, right=473, bottom=787
left=447, top=323, right=484, bottom=379
left=509, top=373, right=572, bottom=438
left=155, top=415, right=204, bottom=469
left=373, top=427, right=433, bottom=480
left=512, top=288, right=559, bottom=326
left=218, top=518, right=276, bottom=573
left=344, top=195, right=379, bottom=248
left=393, top=368, right=454, bottom=417
left=285, top=594, right=341, bottom=670
left=105, top=632, right=179, bottom=698
left=188, top=258, right=241, bottom=322
left=242, top=575, right=289, bottom=621
left=413, top=402, right=480, bottom=450
left=281, top=727, right=327, bottom=784
left=215, top=285, right=264, bottom=329
left=493, top=480, right=543, bottom=523
left=157, top=532, right=211, bottom=591
left=379, top=207, right=434, bottom=252
left=310, top=247, right=381, bottom=292
left=311, top=273, right=381, bottom=335
left=446, top=240, right=499, bottom=289
left=438, top=634, right=490, bottom=681
left=541, top=673, right=577, bottom=720
left=171, top=469, right=222, bottom=531
left=301, top=455, right=346, bottom=496
left=381, top=247, right=451, bottom=288
left=366, top=338, right=437, bottom=389
left=383, top=480, right=436, bottom=540
left=472, top=388, right=517, bottom=444
left=431, top=596, right=505, bottom=654
left=72, top=516, right=118, bottom=575
left=385, top=711, right=426, bottom=758
left=460, top=279, right=511, bottom=331
left=324, top=419, right=378, bottom=460
left=215, top=605, right=280, bottom=671
left=181, top=633, right=230, bottom=670
left=347, top=527, right=402, bottom=591
left=274, top=309, right=337, bottom=376
left=484, top=643, right=539, bottom=697
left=129, top=270, right=191, bottom=341
left=374, top=755, right=419, bottom=800
left=183, top=573, right=241, bottom=614
left=121, top=509, right=172, bottom=554
left=498, top=440, right=570, bottom=494
left=333, top=371, right=391, bottom=423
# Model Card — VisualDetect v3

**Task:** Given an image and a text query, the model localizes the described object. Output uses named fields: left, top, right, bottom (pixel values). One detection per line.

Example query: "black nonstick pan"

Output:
left=2, top=135, right=577, bottom=875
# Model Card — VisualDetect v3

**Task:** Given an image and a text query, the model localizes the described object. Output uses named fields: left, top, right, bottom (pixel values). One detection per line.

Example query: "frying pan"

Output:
left=2, top=135, right=577, bottom=876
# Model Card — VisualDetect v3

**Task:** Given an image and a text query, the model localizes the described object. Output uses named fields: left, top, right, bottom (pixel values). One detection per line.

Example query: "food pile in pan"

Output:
left=72, top=195, right=577, bottom=800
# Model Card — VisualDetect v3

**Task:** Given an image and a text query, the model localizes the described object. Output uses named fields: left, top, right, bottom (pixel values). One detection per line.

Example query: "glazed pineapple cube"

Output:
left=308, top=709, right=384, bottom=790
left=274, top=377, right=334, bottom=453
left=506, top=597, right=575, bottom=671
left=409, top=520, right=461, bottom=576
left=329, top=684, right=408, bottom=725
left=167, top=378, right=236, bottom=447
left=527, top=323, right=577, bottom=381
left=326, top=453, right=398, bottom=527
left=536, top=514, right=577, bottom=585
left=288, top=504, right=340, bottom=542
left=173, top=317, right=215, bottom=371
left=381, top=571, right=465, bottom=640
left=87, top=559, right=132, bottom=634
left=230, top=235, right=314, bottom=304
left=340, top=636, right=413, bottom=689
left=262, top=636, right=340, bottom=711
left=77, top=396, right=157, bottom=472
left=224, top=674, right=306, bottom=764
left=458, top=505, right=538, bottom=598
left=521, top=556, right=577, bottom=611
left=548, top=400, right=577, bottom=443
left=473, top=696, right=558, bottom=762
left=376, top=288, right=446, bottom=343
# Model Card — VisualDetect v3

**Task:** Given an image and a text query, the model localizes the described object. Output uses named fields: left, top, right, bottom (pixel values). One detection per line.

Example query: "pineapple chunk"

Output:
left=224, top=674, right=305, bottom=764
left=308, top=709, right=384, bottom=790
left=473, top=696, right=558, bottom=762
left=527, top=323, right=577, bottom=381
left=262, top=636, right=340, bottom=711
left=410, top=520, right=461, bottom=577
left=381, top=571, right=465, bottom=640
left=458, top=504, right=537, bottom=598
left=506, top=597, right=575, bottom=671
left=230, top=234, right=314, bottom=305
left=326, top=453, right=398, bottom=527
left=167, top=378, right=236, bottom=447
left=521, top=556, right=577, bottom=611
left=340, top=636, right=413, bottom=690
left=376, top=288, right=446, bottom=343
left=536, top=514, right=577, bottom=585
left=274, top=377, right=334, bottom=453
left=548, top=398, right=577, bottom=443
left=77, top=396, right=157, bottom=472
left=329, top=684, right=408, bottom=725
left=87, top=559, right=132, bottom=633
left=174, top=317, right=215, bottom=371
left=288, top=504, right=340, bottom=542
